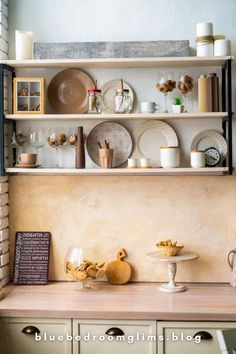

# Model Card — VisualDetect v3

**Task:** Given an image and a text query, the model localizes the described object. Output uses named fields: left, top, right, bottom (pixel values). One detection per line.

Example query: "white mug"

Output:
left=141, top=102, right=160, bottom=114
left=191, top=151, right=205, bottom=168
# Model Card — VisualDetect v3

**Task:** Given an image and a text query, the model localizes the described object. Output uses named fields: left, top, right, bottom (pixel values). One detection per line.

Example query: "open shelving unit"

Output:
left=0, top=56, right=234, bottom=176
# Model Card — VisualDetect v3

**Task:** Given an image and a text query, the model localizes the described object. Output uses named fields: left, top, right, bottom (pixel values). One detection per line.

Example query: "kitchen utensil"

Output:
left=101, top=79, right=134, bottom=113
left=141, top=102, right=160, bottom=114
left=190, top=130, right=227, bottom=163
left=99, top=148, right=114, bottom=168
left=133, top=121, right=178, bottom=167
left=227, top=249, right=236, bottom=287
left=17, top=153, right=37, bottom=165
left=86, top=122, right=132, bottom=167
left=48, top=69, right=94, bottom=113
left=105, top=248, right=131, bottom=285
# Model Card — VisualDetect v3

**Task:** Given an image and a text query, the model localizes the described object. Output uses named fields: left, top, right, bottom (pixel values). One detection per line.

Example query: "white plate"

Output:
left=191, top=130, right=227, bottom=162
left=101, top=79, right=134, bottom=113
left=132, top=121, right=178, bottom=166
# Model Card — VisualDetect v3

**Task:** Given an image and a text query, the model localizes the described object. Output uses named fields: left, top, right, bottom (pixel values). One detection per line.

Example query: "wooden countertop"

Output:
left=1, top=282, right=236, bottom=321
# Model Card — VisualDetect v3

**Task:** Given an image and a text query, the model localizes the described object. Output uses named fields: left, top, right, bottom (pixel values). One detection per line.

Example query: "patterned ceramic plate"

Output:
left=86, top=122, right=133, bottom=167
left=100, top=79, right=134, bottom=113
left=190, top=130, right=227, bottom=162
left=132, top=120, right=178, bottom=167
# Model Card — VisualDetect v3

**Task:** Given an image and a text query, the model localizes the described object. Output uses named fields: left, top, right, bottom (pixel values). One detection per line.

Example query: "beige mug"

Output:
left=18, top=153, right=37, bottom=165
left=99, top=149, right=114, bottom=168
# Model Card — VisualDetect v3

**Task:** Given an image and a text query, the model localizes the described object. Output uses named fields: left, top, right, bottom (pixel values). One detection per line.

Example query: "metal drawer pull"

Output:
left=22, top=326, right=41, bottom=335
left=193, top=331, right=213, bottom=340
left=105, top=327, right=125, bottom=336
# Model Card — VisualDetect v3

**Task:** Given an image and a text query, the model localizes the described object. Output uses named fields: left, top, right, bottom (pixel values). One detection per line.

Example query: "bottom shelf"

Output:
left=5, top=167, right=229, bottom=176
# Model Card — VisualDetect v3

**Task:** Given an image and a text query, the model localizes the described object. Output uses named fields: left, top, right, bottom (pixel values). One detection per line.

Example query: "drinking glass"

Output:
left=29, top=127, right=45, bottom=163
left=47, top=127, right=67, bottom=168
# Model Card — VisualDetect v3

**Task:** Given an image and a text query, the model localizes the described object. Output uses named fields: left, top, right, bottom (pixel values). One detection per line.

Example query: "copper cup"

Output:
left=99, top=149, right=114, bottom=168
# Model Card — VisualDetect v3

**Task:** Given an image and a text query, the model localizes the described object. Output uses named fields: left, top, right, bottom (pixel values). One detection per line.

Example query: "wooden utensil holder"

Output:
left=99, top=148, right=114, bottom=168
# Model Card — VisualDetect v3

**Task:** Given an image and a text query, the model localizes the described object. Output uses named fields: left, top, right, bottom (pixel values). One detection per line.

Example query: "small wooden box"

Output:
left=13, top=77, right=45, bottom=114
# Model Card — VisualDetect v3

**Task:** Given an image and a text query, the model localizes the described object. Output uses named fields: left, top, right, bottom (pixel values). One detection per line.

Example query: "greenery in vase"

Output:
left=172, top=96, right=184, bottom=105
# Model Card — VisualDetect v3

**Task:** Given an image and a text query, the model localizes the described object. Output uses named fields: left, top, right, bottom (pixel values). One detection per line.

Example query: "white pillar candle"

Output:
left=15, top=31, right=33, bottom=60
left=214, top=40, right=231, bottom=56
left=191, top=151, right=205, bottom=168
left=196, top=22, right=213, bottom=37
left=128, top=157, right=138, bottom=168
left=160, top=147, right=180, bottom=168
left=140, top=157, right=150, bottom=168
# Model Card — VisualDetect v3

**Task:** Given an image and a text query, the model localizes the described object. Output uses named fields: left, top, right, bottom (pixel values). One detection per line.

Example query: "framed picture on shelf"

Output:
left=13, top=77, right=45, bottom=114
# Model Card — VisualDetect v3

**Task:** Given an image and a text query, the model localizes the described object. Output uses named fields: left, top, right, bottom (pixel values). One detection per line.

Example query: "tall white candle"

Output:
left=15, top=31, right=33, bottom=60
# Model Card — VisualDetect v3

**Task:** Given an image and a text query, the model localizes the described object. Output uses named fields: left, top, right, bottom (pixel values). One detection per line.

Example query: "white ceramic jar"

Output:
left=214, top=39, right=231, bottom=56
left=160, top=147, right=180, bottom=168
left=191, top=151, right=205, bottom=168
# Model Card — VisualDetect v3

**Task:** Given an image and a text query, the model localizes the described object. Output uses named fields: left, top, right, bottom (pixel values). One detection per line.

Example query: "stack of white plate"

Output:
left=0, top=177, right=10, bottom=289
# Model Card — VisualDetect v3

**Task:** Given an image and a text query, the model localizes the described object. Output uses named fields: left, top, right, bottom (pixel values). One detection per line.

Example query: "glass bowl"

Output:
left=65, top=247, right=105, bottom=290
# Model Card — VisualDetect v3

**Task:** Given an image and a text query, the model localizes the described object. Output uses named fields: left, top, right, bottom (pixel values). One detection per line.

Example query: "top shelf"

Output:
left=1, top=56, right=234, bottom=69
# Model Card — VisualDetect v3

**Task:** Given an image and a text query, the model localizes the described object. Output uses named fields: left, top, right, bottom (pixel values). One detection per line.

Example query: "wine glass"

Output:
left=65, top=246, right=105, bottom=290
left=29, top=127, right=46, bottom=164
left=47, top=127, right=67, bottom=168
left=67, top=127, right=77, bottom=148
left=10, top=129, right=28, bottom=165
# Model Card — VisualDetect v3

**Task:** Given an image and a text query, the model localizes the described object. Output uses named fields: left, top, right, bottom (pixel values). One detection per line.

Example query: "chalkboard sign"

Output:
left=13, top=232, right=51, bottom=285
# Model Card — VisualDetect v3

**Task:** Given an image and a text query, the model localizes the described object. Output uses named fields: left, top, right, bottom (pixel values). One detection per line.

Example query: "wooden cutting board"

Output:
left=105, top=248, right=132, bottom=285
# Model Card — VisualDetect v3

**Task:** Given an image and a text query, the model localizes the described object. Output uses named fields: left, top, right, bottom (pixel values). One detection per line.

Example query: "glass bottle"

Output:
left=88, top=89, right=102, bottom=114
left=114, top=89, right=132, bottom=113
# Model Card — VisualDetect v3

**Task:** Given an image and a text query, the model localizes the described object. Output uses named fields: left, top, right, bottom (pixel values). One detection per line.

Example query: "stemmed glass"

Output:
left=47, top=127, right=67, bottom=168
left=67, top=127, right=77, bottom=167
left=10, top=129, right=28, bottom=164
left=29, top=127, right=46, bottom=164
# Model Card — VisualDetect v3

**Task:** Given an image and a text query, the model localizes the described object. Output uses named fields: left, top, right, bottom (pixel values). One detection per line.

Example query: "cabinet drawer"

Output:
left=73, top=319, right=156, bottom=354
left=0, top=317, right=72, bottom=354
left=158, top=321, right=236, bottom=354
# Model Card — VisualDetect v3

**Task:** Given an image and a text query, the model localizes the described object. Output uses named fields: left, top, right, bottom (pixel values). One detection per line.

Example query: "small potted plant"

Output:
left=172, top=96, right=184, bottom=113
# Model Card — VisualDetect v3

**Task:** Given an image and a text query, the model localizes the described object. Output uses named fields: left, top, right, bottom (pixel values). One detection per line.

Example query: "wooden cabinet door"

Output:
left=73, top=319, right=156, bottom=354
left=158, top=321, right=236, bottom=354
left=0, top=317, right=72, bottom=354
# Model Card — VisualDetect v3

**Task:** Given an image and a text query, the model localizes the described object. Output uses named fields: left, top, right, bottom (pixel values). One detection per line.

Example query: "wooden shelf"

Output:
left=6, top=167, right=229, bottom=176
left=4, top=112, right=229, bottom=121
left=1, top=56, right=234, bottom=69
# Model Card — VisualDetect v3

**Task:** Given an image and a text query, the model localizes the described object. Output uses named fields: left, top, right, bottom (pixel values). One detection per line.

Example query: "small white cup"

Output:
left=191, top=151, right=205, bottom=168
left=140, top=157, right=150, bottom=168
left=141, top=102, right=160, bottom=114
left=128, top=157, right=138, bottom=168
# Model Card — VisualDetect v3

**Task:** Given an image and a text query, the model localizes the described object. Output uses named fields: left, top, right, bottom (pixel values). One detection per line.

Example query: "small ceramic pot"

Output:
left=191, top=151, right=205, bottom=168
left=172, top=105, right=184, bottom=114
left=160, top=146, right=180, bottom=168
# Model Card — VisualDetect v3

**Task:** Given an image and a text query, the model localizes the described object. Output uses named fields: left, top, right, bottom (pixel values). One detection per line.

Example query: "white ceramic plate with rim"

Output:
left=100, top=79, right=134, bottom=113
left=190, top=130, right=227, bottom=163
left=132, top=120, right=178, bottom=167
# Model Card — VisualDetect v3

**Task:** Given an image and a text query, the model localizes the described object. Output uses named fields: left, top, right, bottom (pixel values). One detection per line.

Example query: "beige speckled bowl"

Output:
left=156, top=245, right=184, bottom=257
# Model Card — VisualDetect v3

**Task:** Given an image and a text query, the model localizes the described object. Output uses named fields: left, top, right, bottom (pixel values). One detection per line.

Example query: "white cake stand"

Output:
left=147, top=251, right=199, bottom=293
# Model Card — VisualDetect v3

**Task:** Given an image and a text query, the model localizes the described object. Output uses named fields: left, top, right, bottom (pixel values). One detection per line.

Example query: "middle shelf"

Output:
left=6, top=167, right=229, bottom=176
left=4, top=112, right=229, bottom=121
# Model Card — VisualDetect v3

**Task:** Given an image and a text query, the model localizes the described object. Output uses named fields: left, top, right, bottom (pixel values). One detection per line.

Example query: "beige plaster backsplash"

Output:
left=9, top=176, right=236, bottom=283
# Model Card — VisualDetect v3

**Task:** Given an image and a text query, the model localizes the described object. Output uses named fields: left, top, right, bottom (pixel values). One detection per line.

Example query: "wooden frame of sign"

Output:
left=13, top=232, right=51, bottom=285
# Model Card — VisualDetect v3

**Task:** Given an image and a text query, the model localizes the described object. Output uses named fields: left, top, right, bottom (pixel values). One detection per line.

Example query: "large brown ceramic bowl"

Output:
left=48, top=69, right=94, bottom=114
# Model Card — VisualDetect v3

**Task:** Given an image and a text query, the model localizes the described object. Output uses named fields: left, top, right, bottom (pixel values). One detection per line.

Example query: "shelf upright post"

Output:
left=0, top=64, right=5, bottom=176
left=226, top=59, right=233, bottom=175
